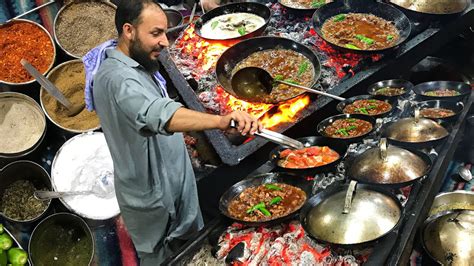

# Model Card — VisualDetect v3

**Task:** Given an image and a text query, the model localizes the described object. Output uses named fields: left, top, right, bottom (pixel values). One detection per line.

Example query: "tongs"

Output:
left=230, top=120, right=304, bottom=150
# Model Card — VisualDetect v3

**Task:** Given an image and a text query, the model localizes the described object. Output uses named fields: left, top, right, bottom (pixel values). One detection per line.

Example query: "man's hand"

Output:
left=201, top=0, right=220, bottom=12
left=219, top=111, right=262, bottom=136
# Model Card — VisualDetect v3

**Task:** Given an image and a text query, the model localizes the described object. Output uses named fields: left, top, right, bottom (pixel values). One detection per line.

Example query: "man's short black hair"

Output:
left=115, top=0, right=163, bottom=35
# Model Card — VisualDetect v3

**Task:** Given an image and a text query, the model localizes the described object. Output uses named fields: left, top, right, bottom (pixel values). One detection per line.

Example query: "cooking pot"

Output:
left=300, top=182, right=402, bottom=246
left=382, top=109, right=449, bottom=148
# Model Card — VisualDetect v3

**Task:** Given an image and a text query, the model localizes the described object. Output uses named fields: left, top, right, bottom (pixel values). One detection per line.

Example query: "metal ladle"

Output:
left=231, top=67, right=346, bottom=102
left=21, top=59, right=85, bottom=117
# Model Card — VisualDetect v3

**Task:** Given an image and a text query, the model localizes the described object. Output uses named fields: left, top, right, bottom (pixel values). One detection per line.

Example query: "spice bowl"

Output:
left=0, top=19, right=56, bottom=86
left=39, top=59, right=101, bottom=134
left=0, top=160, right=52, bottom=231
left=29, top=212, right=94, bottom=266
left=0, top=92, right=47, bottom=164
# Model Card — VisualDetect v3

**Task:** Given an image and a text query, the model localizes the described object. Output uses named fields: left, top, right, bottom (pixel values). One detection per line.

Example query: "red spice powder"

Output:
left=0, top=21, right=55, bottom=84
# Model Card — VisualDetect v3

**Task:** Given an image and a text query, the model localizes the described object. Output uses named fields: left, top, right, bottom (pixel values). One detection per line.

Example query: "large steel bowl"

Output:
left=429, top=190, right=474, bottom=217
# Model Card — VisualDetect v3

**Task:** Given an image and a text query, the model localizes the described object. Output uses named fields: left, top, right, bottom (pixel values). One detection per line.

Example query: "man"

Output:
left=92, top=0, right=260, bottom=264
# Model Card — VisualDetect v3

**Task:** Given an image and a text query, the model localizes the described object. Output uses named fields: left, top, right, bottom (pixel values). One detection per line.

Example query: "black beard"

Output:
left=129, top=37, right=161, bottom=73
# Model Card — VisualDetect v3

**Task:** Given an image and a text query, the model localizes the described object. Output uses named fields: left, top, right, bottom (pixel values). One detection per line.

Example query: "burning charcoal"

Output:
left=342, top=64, right=353, bottom=73
left=225, top=242, right=245, bottom=264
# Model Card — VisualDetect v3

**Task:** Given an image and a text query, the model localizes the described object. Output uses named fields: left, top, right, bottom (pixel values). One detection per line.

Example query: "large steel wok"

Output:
left=312, top=0, right=412, bottom=53
left=219, top=172, right=313, bottom=227
left=215, top=36, right=322, bottom=104
left=300, top=183, right=402, bottom=246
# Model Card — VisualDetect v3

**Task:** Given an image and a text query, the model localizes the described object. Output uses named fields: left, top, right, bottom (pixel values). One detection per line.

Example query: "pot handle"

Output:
left=379, top=138, right=388, bottom=161
left=343, top=180, right=358, bottom=214
left=414, top=108, right=420, bottom=123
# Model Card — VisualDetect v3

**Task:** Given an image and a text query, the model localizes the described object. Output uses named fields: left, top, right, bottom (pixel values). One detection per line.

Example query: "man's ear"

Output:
left=122, top=23, right=135, bottom=40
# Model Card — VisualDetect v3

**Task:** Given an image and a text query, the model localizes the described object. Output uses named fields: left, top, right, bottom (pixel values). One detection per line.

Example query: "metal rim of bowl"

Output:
left=163, top=8, right=184, bottom=30
left=39, top=59, right=101, bottom=134
left=428, top=190, right=474, bottom=216
left=53, top=0, right=117, bottom=59
left=0, top=92, right=47, bottom=159
left=367, top=79, right=414, bottom=98
left=0, top=19, right=57, bottom=86
left=0, top=160, right=52, bottom=223
left=50, top=132, right=120, bottom=221
left=28, top=212, right=95, bottom=265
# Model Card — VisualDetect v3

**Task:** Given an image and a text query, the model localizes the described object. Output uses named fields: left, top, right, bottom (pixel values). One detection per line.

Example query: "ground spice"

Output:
left=41, top=61, right=100, bottom=131
left=0, top=180, right=48, bottom=221
left=55, top=2, right=117, bottom=57
left=0, top=96, right=46, bottom=154
left=0, top=21, right=54, bottom=83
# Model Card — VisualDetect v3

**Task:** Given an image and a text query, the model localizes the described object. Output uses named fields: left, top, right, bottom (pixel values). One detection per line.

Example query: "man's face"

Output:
left=129, top=4, right=169, bottom=72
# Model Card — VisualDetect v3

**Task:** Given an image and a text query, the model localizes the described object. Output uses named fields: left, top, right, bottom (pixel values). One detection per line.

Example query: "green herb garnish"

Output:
left=387, top=35, right=394, bottom=41
left=269, top=196, right=283, bottom=206
left=265, top=184, right=282, bottom=190
left=347, top=118, right=356, bottom=122
left=257, top=206, right=271, bottom=216
left=366, top=105, right=376, bottom=110
left=247, top=202, right=265, bottom=214
left=345, top=44, right=361, bottom=50
left=335, top=129, right=349, bottom=136
left=346, top=125, right=357, bottom=131
left=333, top=14, right=346, bottom=22
left=355, top=108, right=369, bottom=115
left=211, top=21, right=219, bottom=30
left=355, top=34, right=374, bottom=45
left=297, top=61, right=309, bottom=77
left=368, top=99, right=377, bottom=103
left=311, top=0, right=326, bottom=8
left=237, top=26, right=247, bottom=36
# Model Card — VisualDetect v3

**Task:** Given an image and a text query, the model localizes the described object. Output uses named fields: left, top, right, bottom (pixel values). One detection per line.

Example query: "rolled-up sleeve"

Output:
left=114, top=78, right=183, bottom=136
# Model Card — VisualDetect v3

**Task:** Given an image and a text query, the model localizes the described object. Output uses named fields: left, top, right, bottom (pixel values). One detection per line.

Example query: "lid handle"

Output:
left=414, top=108, right=420, bottom=123
left=343, top=180, right=358, bottom=214
left=379, top=138, right=388, bottom=161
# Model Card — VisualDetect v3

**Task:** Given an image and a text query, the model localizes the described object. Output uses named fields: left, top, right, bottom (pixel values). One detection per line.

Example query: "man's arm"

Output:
left=166, top=107, right=260, bottom=135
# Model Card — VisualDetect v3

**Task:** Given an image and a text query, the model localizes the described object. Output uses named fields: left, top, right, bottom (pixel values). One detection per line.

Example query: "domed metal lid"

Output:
left=348, top=139, right=431, bottom=185
left=303, top=184, right=401, bottom=245
left=423, top=210, right=474, bottom=266
left=383, top=110, right=449, bottom=143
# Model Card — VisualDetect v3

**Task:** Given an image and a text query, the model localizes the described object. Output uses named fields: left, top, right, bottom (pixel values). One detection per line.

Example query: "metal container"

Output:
left=413, top=80, right=472, bottom=102
left=53, top=0, right=117, bottom=59
left=429, top=190, right=474, bottom=217
left=28, top=212, right=94, bottom=266
left=39, top=59, right=101, bottom=134
left=422, top=210, right=474, bottom=266
left=300, top=183, right=402, bottom=246
left=0, top=160, right=52, bottom=231
left=164, top=9, right=183, bottom=30
left=389, top=0, right=470, bottom=15
left=367, top=79, right=413, bottom=100
left=411, top=100, right=464, bottom=124
left=0, top=19, right=56, bottom=87
left=2, top=226, right=32, bottom=265
left=0, top=92, right=47, bottom=161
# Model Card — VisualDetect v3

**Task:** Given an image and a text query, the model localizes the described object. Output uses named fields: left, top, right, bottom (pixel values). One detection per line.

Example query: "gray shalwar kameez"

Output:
left=92, top=49, right=204, bottom=265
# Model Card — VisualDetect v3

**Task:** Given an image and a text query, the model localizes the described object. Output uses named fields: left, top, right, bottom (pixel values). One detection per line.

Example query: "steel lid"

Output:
left=389, top=0, right=470, bottom=15
left=423, top=210, right=474, bottom=266
left=348, top=138, right=430, bottom=185
left=303, top=185, right=401, bottom=245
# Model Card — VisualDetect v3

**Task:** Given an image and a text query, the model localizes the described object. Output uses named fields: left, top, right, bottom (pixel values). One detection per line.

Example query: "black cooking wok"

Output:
left=278, top=0, right=329, bottom=15
left=218, top=172, right=313, bottom=227
left=194, top=2, right=271, bottom=42
left=215, top=36, right=322, bottom=104
left=312, top=0, right=412, bottom=53
left=336, top=94, right=395, bottom=118
left=412, top=81, right=472, bottom=102
left=269, top=136, right=348, bottom=176
left=412, top=100, right=465, bottom=124
left=317, top=113, right=376, bottom=144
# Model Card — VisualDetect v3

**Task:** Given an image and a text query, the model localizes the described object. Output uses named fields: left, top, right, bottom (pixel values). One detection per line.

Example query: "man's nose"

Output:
left=159, top=34, right=169, bottom=48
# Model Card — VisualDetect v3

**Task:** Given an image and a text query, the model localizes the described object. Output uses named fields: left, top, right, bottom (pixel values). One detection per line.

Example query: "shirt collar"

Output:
left=106, top=49, right=140, bottom=68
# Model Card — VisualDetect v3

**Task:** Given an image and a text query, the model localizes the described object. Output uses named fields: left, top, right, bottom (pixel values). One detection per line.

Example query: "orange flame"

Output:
left=260, top=95, right=311, bottom=129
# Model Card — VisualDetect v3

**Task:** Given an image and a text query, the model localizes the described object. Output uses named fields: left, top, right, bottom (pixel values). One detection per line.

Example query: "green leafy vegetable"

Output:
left=355, top=34, right=374, bottom=45
left=246, top=202, right=265, bottom=214
left=297, top=61, right=309, bottom=77
left=345, top=44, right=361, bottom=50
left=386, top=35, right=394, bottom=41
left=257, top=206, right=271, bottom=216
left=269, top=196, right=282, bottom=206
left=237, top=26, right=247, bottom=36
left=333, top=14, right=346, bottom=22
left=211, top=21, right=219, bottom=30
left=265, top=184, right=282, bottom=191
left=311, top=0, right=326, bottom=8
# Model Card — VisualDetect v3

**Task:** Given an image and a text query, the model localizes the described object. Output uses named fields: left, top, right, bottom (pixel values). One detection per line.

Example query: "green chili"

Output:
left=257, top=206, right=271, bottom=216
left=345, top=44, right=361, bottom=50
left=311, top=0, right=326, bottom=8
left=387, top=35, right=394, bottom=41
left=345, top=125, right=357, bottom=131
left=246, top=202, right=265, bottom=214
left=347, top=118, right=356, bottom=122
left=336, top=129, right=349, bottom=136
left=265, top=184, right=282, bottom=190
left=333, top=14, right=346, bottom=22
left=211, top=21, right=219, bottom=30
left=237, top=26, right=247, bottom=36
left=366, top=105, right=376, bottom=110
left=269, top=196, right=282, bottom=205
left=297, top=61, right=309, bottom=77
left=283, top=79, right=300, bottom=85
left=274, top=74, right=284, bottom=81
left=368, top=99, right=377, bottom=103
left=355, top=34, right=374, bottom=45
left=355, top=108, right=369, bottom=115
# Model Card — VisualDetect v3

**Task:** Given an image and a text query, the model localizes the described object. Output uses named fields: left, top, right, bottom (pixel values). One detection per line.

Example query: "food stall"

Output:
left=0, top=0, right=473, bottom=265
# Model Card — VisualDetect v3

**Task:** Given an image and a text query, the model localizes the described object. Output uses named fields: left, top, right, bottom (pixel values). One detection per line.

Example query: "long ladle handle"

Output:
left=34, top=190, right=91, bottom=201
left=343, top=180, right=358, bottom=214
left=21, top=59, right=74, bottom=110
left=4, top=1, right=56, bottom=24
left=276, top=80, right=346, bottom=101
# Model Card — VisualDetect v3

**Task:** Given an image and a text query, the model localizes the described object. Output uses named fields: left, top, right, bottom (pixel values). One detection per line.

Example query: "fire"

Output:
left=259, top=95, right=311, bottom=129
